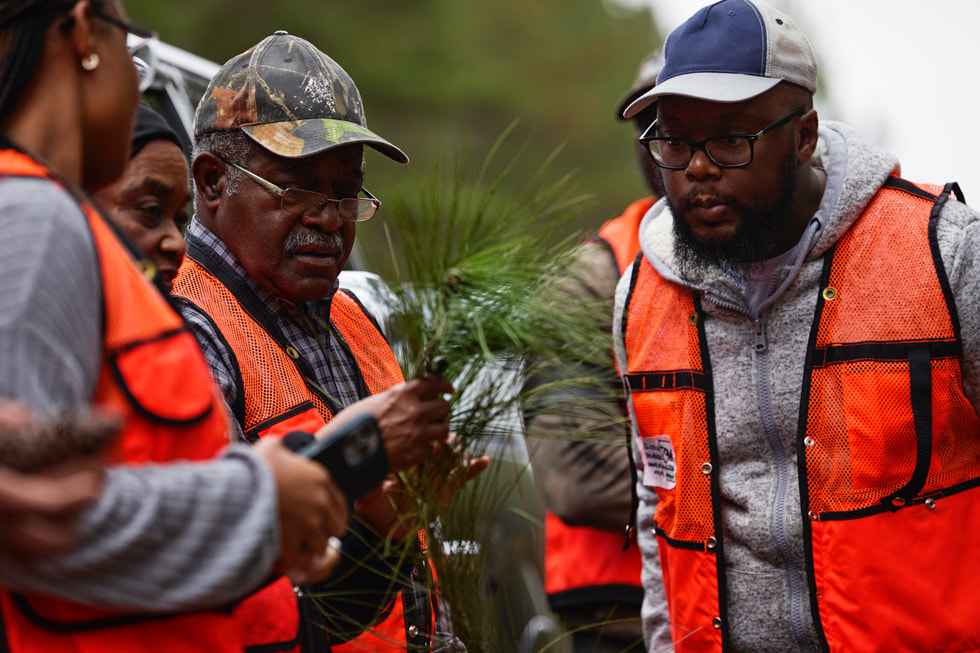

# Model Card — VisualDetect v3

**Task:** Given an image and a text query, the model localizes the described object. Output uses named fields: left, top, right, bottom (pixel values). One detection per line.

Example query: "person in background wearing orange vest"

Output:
left=0, top=1, right=376, bottom=651
left=600, top=49, right=665, bottom=272
left=613, top=1, right=980, bottom=651
left=93, top=101, right=190, bottom=294
left=522, top=50, right=663, bottom=653
left=173, top=31, right=486, bottom=652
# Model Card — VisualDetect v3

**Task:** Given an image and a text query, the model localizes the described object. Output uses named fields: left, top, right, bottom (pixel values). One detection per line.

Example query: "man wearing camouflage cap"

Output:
left=172, top=31, right=477, bottom=652
left=524, top=49, right=664, bottom=653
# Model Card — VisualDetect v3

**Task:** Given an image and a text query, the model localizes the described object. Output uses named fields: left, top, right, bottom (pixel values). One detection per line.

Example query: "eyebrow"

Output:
left=130, top=177, right=179, bottom=197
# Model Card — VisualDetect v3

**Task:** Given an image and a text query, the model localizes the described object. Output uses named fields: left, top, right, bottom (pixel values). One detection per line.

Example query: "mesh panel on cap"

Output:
left=756, top=0, right=817, bottom=92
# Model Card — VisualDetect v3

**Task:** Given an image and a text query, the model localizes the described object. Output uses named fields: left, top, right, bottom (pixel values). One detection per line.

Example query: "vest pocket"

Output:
left=243, top=402, right=327, bottom=443
left=108, top=329, right=216, bottom=426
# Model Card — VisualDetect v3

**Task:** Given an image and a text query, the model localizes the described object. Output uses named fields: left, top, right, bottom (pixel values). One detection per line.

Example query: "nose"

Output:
left=301, top=200, right=343, bottom=231
left=158, top=221, right=187, bottom=265
left=685, top=146, right=722, bottom=180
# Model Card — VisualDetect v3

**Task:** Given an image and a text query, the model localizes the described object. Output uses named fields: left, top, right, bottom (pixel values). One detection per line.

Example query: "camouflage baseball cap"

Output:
left=194, top=31, right=408, bottom=163
left=615, top=49, right=664, bottom=121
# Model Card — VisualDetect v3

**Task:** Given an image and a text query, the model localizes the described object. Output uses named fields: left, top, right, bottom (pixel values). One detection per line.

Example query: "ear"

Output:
left=796, top=108, right=819, bottom=165
left=192, top=152, right=225, bottom=210
left=64, top=1, right=99, bottom=64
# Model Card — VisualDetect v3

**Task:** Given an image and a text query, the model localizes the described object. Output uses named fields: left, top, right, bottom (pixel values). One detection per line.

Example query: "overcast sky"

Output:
left=616, top=0, right=979, bottom=201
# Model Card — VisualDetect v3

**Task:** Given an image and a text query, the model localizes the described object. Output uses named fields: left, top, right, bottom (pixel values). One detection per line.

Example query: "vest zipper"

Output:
left=754, top=311, right=812, bottom=653
left=702, top=288, right=815, bottom=650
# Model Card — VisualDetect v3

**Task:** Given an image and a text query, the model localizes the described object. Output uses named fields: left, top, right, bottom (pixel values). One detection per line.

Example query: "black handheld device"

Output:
left=289, top=413, right=389, bottom=502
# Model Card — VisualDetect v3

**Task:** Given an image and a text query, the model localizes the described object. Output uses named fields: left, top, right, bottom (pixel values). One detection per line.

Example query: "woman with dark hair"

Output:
left=0, top=4, right=351, bottom=652
left=94, top=102, right=190, bottom=292
left=0, top=0, right=139, bottom=188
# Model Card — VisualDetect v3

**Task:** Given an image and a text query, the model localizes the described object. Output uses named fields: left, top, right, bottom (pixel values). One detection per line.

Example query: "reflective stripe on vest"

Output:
left=173, top=253, right=433, bottom=651
left=623, top=177, right=980, bottom=652
left=0, top=149, right=237, bottom=653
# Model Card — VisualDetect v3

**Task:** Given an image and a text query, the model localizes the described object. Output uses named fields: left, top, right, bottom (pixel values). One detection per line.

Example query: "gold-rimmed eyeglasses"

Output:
left=218, top=156, right=382, bottom=222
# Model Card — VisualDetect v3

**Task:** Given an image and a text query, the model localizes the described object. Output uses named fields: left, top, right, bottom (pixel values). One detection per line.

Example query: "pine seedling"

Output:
left=337, top=126, right=631, bottom=651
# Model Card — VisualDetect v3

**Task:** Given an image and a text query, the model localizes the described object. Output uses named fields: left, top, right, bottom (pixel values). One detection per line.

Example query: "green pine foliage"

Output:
left=353, top=129, right=629, bottom=651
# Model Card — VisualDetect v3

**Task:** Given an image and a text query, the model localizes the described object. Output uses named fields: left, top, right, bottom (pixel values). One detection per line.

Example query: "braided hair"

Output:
left=0, top=0, right=109, bottom=123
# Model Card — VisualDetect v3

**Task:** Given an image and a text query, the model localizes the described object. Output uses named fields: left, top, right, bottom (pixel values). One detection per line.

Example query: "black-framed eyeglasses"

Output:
left=218, top=156, right=382, bottom=222
left=91, top=11, right=157, bottom=55
left=639, top=109, right=806, bottom=170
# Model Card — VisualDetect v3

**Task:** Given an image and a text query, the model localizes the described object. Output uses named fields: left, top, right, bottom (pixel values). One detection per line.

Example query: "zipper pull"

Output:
left=754, top=317, right=768, bottom=353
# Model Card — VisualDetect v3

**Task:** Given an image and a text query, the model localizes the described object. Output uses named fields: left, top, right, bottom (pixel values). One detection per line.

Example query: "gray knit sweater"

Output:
left=613, top=121, right=980, bottom=652
left=0, top=176, right=279, bottom=611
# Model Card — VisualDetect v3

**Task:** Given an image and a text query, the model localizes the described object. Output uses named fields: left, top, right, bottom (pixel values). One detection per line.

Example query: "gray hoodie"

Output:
left=613, top=121, right=980, bottom=652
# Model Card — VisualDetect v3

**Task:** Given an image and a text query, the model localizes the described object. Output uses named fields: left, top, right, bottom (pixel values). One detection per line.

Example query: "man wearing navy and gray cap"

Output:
left=173, top=31, right=480, bottom=652
left=612, top=1, right=980, bottom=651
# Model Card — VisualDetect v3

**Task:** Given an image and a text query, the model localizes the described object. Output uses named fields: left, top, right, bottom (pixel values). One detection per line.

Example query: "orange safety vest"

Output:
left=0, top=150, right=239, bottom=653
left=622, top=177, right=980, bottom=652
left=597, top=196, right=654, bottom=273
left=174, top=247, right=435, bottom=651
left=539, top=198, right=655, bottom=607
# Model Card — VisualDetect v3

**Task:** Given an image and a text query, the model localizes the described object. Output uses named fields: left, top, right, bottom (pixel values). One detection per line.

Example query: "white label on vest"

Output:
left=638, top=435, right=677, bottom=490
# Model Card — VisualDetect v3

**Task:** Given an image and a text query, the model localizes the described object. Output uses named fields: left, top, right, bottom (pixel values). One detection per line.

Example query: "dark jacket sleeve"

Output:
left=523, top=240, right=634, bottom=532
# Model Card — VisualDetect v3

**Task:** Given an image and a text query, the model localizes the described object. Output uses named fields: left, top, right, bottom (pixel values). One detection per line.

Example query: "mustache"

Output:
left=675, top=186, right=736, bottom=212
left=284, top=229, right=345, bottom=256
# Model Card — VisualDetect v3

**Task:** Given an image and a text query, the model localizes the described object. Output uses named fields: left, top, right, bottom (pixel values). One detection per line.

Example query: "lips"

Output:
left=289, top=237, right=345, bottom=275
left=292, top=244, right=340, bottom=258
left=690, top=195, right=722, bottom=209
left=687, top=196, right=730, bottom=222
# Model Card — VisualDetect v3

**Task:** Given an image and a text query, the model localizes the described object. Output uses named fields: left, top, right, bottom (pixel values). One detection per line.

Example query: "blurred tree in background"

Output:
left=126, top=0, right=662, bottom=265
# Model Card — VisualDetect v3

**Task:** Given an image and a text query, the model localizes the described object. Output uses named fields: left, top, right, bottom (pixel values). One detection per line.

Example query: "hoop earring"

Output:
left=81, top=53, right=100, bottom=71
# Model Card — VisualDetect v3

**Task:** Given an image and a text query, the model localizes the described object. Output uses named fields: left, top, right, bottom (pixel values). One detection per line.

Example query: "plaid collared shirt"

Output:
left=179, top=219, right=368, bottom=441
